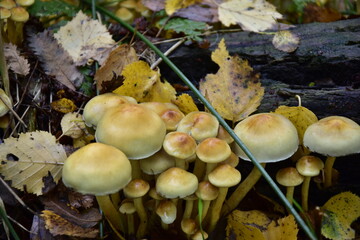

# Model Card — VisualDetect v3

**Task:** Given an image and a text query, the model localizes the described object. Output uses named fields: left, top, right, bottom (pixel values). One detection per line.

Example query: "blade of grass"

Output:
left=82, top=2, right=317, bottom=239
left=0, top=205, right=20, bottom=240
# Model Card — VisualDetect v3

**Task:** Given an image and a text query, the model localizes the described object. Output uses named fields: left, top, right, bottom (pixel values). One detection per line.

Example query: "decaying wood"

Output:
left=158, top=18, right=360, bottom=123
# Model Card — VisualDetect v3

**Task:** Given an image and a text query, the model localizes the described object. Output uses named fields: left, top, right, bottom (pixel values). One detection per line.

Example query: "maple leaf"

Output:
left=165, top=0, right=202, bottom=15
left=218, top=0, right=282, bottom=32
left=0, top=131, right=66, bottom=195
left=200, top=39, right=264, bottom=122
left=4, top=43, right=30, bottom=76
left=28, top=30, right=83, bottom=91
left=94, top=44, right=138, bottom=91
left=54, top=11, right=116, bottom=66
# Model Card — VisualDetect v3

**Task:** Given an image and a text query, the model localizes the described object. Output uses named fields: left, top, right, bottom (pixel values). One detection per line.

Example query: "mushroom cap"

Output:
left=119, top=201, right=136, bottom=214
left=156, top=200, right=177, bottom=224
left=0, top=7, right=11, bottom=19
left=177, top=111, right=219, bottom=142
left=123, top=179, right=150, bottom=198
left=276, top=167, right=304, bottom=187
left=115, top=7, right=134, bottom=22
left=15, top=0, right=34, bottom=7
left=303, top=116, right=360, bottom=157
left=296, top=155, right=324, bottom=177
left=181, top=218, right=198, bottom=235
left=83, top=93, right=137, bottom=127
left=196, top=137, right=231, bottom=164
left=10, top=6, right=29, bottom=22
left=208, top=164, right=241, bottom=188
left=62, top=142, right=132, bottom=196
left=195, top=181, right=219, bottom=201
left=163, top=131, right=197, bottom=159
left=0, top=0, right=16, bottom=9
left=95, top=104, right=166, bottom=159
left=216, top=125, right=234, bottom=144
left=233, top=113, right=299, bottom=162
left=156, top=167, right=198, bottom=198
left=192, top=230, right=208, bottom=240
left=221, top=152, right=239, bottom=167
left=139, top=148, right=175, bottom=175
left=0, top=88, right=11, bottom=117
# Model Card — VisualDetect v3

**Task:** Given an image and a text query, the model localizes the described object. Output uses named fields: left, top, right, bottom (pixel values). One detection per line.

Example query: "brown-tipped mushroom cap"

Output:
left=119, top=201, right=136, bottom=215
left=177, top=111, right=219, bottom=142
left=156, top=167, right=198, bottom=198
left=95, top=104, right=166, bottom=159
left=181, top=218, right=198, bottom=235
left=139, top=149, right=175, bottom=175
left=216, top=125, right=234, bottom=144
left=296, top=155, right=324, bottom=177
left=10, top=6, right=29, bottom=22
left=163, top=131, right=197, bottom=159
left=156, top=200, right=177, bottom=224
left=62, top=142, right=132, bottom=195
left=208, top=164, right=241, bottom=188
left=276, top=167, right=304, bottom=187
left=0, top=7, right=11, bottom=19
left=123, top=179, right=150, bottom=199
left=83, top=93, right=137, bottom=127
left=196, top=137, right=231, bottom=164
left=0, top=0, right=16, bottom=9
left=303, top=116, right=360, bottom=157
left=195, top=181, right=219, bottom=201
left=15, top=0, right=34, bottom=7
left=233, top=113, right=299, bottom=162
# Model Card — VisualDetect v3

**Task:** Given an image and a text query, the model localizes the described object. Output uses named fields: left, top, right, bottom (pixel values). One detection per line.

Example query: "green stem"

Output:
left=0, top=21, right=11, bottom=101
left=0, top=206, right=20, bottom=240
left=82, top=2, right=318, bottom=239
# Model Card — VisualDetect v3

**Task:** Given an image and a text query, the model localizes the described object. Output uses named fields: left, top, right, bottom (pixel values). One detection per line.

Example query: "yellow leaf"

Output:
left=263, top=215, right=299, bottom=240
left=272, top=30, right=300, bottom=53
left=172, top=93, right=198, bottom=114
left=218, top=0, right=282, bottom=32
left=226, top=210, right=270, bottom=240
left=113, top=60, right=176, bottom=103
left=165, top=0, right=201, bottom=15
left=321, top=192, right=360, bottom=240
left=200, top=39, right=264, bottom=122
left=0, top=131, right=66, bottom=195
left=60, top=112, right=86, bottom=139
left=274, top=105, right=318, bottom=144
left=41, top=210, right=98, bottom=238
left=51, top=98, right=77, bottom=113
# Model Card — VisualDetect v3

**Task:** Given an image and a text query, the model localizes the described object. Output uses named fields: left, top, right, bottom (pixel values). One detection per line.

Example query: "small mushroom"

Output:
left=303, top=116, right=360, bottom=187
left=8, top=6, right=29, bottom=45
left=119, top=200, right=136, bottom=236
left=156, top=199, right=177, bottom=228
left=195, top=181, right=219, bottom=222
left=276, top=167, right=304, bottom=207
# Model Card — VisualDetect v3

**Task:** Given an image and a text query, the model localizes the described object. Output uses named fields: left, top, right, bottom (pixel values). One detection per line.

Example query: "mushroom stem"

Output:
left=130, top=160, right=142, bottom=179
left=285, top=186, right=295, bottom=206
left=207, top=187, right=228, bottom=233
left=96, top=195, right=125, bottom=233
left=222, top=163, right=265, bottom=216
left=133, top=198, right=148, bottom=239
left=301, top=177, right=311, bottom=211
left=183, top=199, right=194, bottom=219
left=199, top=200, right=211, bottom=222
left=193, top=158, right=206, bottom=180
left=324, top=156, right=336, bottom=188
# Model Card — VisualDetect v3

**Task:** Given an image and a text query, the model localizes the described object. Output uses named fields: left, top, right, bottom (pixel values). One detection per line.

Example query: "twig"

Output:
left=150, top=38, right=186, bottom=70
left=0, top=94, right=27, bottom=128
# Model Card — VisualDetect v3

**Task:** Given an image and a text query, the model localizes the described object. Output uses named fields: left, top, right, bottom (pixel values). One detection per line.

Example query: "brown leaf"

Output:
left=94, top=44, right=138, bottom=91
left=4, top=43, right=30, bottom=76
left=41, top=210, right=99, bottom=238
left=28, top=30, right=83, bottom=91
left=68, top=190, right=95, bottom=209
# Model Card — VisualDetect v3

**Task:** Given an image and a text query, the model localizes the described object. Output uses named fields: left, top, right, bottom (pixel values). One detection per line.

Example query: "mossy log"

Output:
left=158, top=18, right=360, bottom=123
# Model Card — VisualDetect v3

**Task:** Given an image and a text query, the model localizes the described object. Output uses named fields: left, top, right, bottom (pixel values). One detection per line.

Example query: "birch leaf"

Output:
left=200, top=38, right=264, bottom=122
left=165, top=0, right=202, bottom=15
left=4, top=43, right=30, bottom=76
left=0, top=131, right=66, bottom=196
left=28, top=30, right=83, bottom=91
left=218, top=0, right=282, bottom=32
left=272, top=30, right=300, bottom=53
left=172, top=93, right=199, bottom=114
left=54, top=10, right=116, bottom=66
left=263, top=215, right=299, bottom=240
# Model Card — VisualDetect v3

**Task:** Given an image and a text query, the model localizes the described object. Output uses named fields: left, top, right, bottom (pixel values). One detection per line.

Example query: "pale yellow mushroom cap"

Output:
left=15, top=0, right=34, bottom=7
left=139, top=148, right=175, bottom=175
left=196, top=137, right=231, bottom=164
left=62, top=143, right=132, bottom=195
left=0, top=7, right=11, bottom=19
left=208, top=164, right=241, bottom=188
left=303, top=116, right=360, bottom=157
left=296, top=155, right=324, bottom=177
left=0, top=0, right=16, bottom=9
left=123, top=179, right=150, bottom=198
left=276, top=167, right=304, bottom=187
left=163, top=131, right=197, bottom=159
left=10, top=6, right=29, bottom=22
left=233, top=113, right=299, bottom=162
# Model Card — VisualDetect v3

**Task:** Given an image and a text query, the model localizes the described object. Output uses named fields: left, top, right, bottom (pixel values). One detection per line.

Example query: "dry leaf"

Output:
left=60, top=112, right=86, bottom=139
left=165, top=0, right=202, bottom=15
left=51, top=98, right=77, bottom=113
left=321, top=192, right=360, bottom=240
left=4, top=43, right=30, bottom=76
left=28, top=30, right=83, bottom=91
left=0, top=131, right=66, bottom=195
left=94, top=44, right=138, bottom=91
left=272, top=31, right=300, bottom=53
left=200, top=39, right=264, bottom=122
left=54, top=10, right=116, bottom=66
left=172, top=93, right=198, bottom=114
left=113, top=60, right=177, bottom=102
left=218, top=0, right=282, bottom=32
left=263, top=215, right=299, bottom=240
left=41, top=210, right=98, bottom=238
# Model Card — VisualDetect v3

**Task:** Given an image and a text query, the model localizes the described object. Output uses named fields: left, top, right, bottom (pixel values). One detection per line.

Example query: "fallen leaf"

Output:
left=41, top=210, right=99, bottom=238
left=161, top=18, right=208, bottom=41
left=272, top=30, right=300, bottom=53
left=263, top=215, right=299, bottom=240
left=0, top=131, right=66, bottom=195
left=51, top=98, right=77, bottom=113
left=29, top=30, right=83, bottom=91
left=200, top=38, right=264, bottom=122
left=165, top=0, right=202, bottom=15
left=218, top=0, right=282, bottom=32
left=94, top=44, right=138, bottom=91
left=60, top=112, right=86, bottom=139
left=321, top=192, right=360, bottom=240
left=4, top=43, right=30, bottom=76
left=172, top=93, right=198, bottom=114
left=142, top=79, right=177, bottom=103
left=54, top=11, right=116, bottom=66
